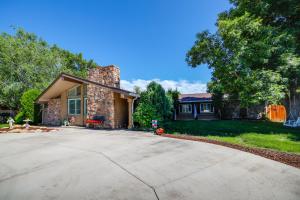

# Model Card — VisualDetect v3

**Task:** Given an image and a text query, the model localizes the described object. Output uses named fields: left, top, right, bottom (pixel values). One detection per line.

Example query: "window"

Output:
left=200, top=103, right=214, bottom=113
left=68, top=99, right=81, bottom=115
left=180, top=104, right=192, bottom=113
left=68, top=85, right=81, bottom=97
left=84, top=98, right=87, bottom=115
left=83, top=84, right=87, bottom=97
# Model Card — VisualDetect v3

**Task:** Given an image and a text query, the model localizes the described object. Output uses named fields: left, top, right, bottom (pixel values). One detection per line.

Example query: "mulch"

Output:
left=161, top=133, right=300, bottom=169
left=0, top=126, right=57, bottom=134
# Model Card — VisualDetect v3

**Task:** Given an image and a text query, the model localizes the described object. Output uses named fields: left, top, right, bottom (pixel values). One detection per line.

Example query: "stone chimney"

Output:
left=88, top=65, right=120, bottom=88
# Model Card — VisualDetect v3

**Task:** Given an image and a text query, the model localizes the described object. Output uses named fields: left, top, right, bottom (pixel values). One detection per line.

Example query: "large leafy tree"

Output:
left=0, top=28, right=97, bottom=110
left=186, top=0, right=300, bottom=114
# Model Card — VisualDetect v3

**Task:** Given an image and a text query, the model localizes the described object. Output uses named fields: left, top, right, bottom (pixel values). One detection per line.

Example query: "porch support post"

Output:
left=127, top=98, right=133, bottom=129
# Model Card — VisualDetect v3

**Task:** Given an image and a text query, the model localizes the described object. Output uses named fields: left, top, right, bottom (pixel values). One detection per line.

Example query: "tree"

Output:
left=20, top=89, right=40, bottom=120
left=133, top=103, right=161, bottom=127
left=145, top=82, right=172, bottom=119
left=186, top=0, right=300, bottom=114
left=133, top=85, right=142, bottom=95
left=0, top=27, right=97, bottom=110
left=133, top=81, right=172, bottom=127
left=166, top=89, right=180, bottom=119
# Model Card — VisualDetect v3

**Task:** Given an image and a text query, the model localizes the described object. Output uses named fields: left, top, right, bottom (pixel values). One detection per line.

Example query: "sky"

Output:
left=0, top=0, right=231, bottom=93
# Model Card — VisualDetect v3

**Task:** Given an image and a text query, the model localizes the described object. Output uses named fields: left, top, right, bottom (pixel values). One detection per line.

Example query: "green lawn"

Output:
left=0, top=124, right=8, bottom=128
left=161, top=120, right=300, bottom=153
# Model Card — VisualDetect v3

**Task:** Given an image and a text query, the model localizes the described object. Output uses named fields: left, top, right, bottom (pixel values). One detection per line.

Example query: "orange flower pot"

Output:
left=156, top=128, right=164, bottom=135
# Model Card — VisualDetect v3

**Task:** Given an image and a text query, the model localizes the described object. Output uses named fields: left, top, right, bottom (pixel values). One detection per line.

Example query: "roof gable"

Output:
left=36, top=73, right=138, bottom=103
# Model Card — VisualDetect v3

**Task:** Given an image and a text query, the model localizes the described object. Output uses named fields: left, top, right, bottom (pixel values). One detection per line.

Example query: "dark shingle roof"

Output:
left=178, top=93, right=212, bottom=103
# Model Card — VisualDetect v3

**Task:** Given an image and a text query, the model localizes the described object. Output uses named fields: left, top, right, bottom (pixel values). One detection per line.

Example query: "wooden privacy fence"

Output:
left=266, top=105, right=286, bottom=122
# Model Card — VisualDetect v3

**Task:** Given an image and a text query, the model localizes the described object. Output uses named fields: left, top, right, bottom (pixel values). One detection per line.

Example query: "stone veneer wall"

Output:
left=44, top=98, right=61, bottom=125
left=88, top=65, right=120, bottom=87
left=87, top=65, right=120, bottom=128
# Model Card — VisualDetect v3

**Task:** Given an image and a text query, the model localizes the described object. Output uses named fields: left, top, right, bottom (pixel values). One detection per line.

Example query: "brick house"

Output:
left=36, top=65, right=138, bottom=128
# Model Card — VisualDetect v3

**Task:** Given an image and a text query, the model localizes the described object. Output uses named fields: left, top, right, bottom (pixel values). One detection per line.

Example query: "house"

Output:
left=175, top=93, right=216, bottom=120
left=36, top=65, right=139, bottom=128
left=175, top=93, right=293, bottom=121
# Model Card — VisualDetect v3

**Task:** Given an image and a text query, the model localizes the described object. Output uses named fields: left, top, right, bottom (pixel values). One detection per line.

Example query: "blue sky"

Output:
left=0, top=0, right=231, bottom=93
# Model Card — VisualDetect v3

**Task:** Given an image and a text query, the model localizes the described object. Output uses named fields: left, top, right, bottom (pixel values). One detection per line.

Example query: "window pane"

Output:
left=68, top=88, right=76, bottom=97
left=75, top=99, right=81, bottom=114
left=76, top=86, right=81, bottom=96
left=83, top=85, right=87, bottom=97
left=84, top=98, right=87, bottom=115
left=68, top=100, right=75, bottom=115
left=68, top=86, right=81, bottom=97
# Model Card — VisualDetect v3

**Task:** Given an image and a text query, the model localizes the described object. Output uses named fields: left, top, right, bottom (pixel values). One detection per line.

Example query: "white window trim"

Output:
left=68, top=98, right=81, bottom=115
left=180, top=104, right=192, bottom=113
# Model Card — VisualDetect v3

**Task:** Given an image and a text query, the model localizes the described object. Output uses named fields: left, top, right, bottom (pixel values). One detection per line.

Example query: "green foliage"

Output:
left=166, top=89, right=180, bottom=118
left=133, top=103, right=161, bottom=127
left=20, top=89, right=40, bottom=120
left=144, top=82, right=172, bottom=119
left=0, top=27, right=97, bottom=110
left=14, top=111, right=24, bottom=124
left=133, top=86, right=142, bottom=95
left=186, top=0, right=300, bottom=108
left=133, top=81, right=173, bottom=127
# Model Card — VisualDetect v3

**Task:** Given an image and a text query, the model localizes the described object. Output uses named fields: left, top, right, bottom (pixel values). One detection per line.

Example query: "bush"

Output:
left=20, top=89, right=40, bottom=122
left=133, top=103, right=161, bottom=128
left=133, top=81, right=173, bottom=128
left=15, top=111, right=24, bottom=124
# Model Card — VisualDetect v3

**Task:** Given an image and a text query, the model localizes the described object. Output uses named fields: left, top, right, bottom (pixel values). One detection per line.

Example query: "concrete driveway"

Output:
left=0, top=128, right=299, bottom=200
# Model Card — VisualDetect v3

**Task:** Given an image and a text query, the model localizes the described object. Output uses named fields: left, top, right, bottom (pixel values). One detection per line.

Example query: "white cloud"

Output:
left=121, top=79, right=207, bottom=94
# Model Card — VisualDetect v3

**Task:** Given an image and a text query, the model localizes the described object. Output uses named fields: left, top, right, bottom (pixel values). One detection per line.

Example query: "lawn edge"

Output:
left=161, top=133, right=300, bottom=169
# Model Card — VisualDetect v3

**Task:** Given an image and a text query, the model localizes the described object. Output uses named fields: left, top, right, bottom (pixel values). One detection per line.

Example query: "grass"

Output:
left=161, top=120, right=300, bottom=153
left=0, top=124, right=8, bottom=128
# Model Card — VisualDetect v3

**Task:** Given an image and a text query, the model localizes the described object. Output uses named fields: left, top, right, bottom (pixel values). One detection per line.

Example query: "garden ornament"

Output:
left=7, top=117, right=15, bottom=129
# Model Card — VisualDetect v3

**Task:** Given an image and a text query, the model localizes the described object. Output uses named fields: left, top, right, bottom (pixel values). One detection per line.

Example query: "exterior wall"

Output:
left=60, top=85, right=84, bottom=126
left=127, top=98, right=133, bottom=128
left=114, top=93, right=129, bottom=128
left=88, top=65, right=120, bottom=88
left=61, top=91, right=68, bottom=122
left=176, top=102, right=216, bottom=120
left=41, top=65, right=132, bottom=128
left=44, top=98, right=61, bottom=125
left=87, top=66, right=120, bottom=128
left=87, top=84, right=114, bottom=128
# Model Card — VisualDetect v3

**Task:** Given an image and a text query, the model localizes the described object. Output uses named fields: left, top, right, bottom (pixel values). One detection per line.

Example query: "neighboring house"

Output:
left=36, top=65, right=138, bottom=128
left=0, top=107, right=15, bottom=123
left=175, top=93, right=294, bottom=121
left=175, top=93, right=216, bottom=120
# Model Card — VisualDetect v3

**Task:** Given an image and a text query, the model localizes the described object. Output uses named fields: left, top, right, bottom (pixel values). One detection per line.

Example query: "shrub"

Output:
left=133, top=81, right=173, bottom=128
left=133, top=103, right=161, bottom=128
left=15, top=111, right=24, bottom=124
left=20, top=89, right=40, bottom=121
